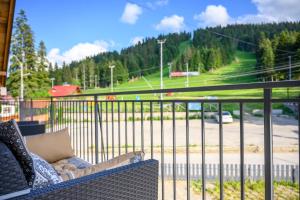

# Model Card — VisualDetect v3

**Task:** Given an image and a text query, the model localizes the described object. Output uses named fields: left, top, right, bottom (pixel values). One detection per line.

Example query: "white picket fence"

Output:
left=159, top=163, right=299, bottom=182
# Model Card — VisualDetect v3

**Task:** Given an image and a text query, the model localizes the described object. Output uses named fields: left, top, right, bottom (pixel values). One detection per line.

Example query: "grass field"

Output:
left=192, top=180, right=299, bottom=200
left=84, top=51, right=299, bottom=99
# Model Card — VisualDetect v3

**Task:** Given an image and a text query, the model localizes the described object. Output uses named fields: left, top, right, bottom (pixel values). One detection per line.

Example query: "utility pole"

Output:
left=168, top=62, right=172, bottom=78
left=83, top=65, right=86, bottom=90
left=158, top=39, right=166, bottom=100
left=109, top=65, right=115, bottom=92
left=288, top=56, right=292, bottom=80
left=186, top=62, right=189, bottom=87
left=90, top=75, right=93, bottom=88
left=50, top=78, right=55, bottom=88
left=95, top=75, right=97, bottom=88
left=12, top=54, right=29, bottom=101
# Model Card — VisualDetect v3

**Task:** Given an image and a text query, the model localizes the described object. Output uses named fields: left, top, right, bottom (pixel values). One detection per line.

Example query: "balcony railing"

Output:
left=1, top=80, right=300, bottom=200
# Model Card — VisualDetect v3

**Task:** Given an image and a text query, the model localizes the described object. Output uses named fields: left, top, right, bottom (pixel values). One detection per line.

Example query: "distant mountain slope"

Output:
left=52, top=22, right=300, bottom=88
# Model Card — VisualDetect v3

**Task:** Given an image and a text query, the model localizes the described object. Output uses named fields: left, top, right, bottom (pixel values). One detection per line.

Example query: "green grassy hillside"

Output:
left=85, top=51, right=298, bottom=99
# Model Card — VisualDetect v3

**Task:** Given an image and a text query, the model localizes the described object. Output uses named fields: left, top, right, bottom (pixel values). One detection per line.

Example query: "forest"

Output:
left=7, top=10, right=300, bottom=98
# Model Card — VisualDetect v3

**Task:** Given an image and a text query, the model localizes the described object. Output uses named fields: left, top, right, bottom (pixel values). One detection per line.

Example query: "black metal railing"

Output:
left=2, top=80, right=300, bottom=200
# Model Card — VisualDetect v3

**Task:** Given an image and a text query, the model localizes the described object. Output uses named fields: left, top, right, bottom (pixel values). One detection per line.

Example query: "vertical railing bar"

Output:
left=186, top=102, right=190, bottom=200
left=76, top=101, right=78, bottom=157
left=99, top=101, right=105, bottom=162
left=218, top=102, right=224, bottom=200
left=83, top=101, right=86, bottom=160
left=30, top=98, right=33, bottom=121
left=106, top=101, right=109, bottom=160
left=111, top=101, right=114, bottom=158
left=132, top=101, right=135, bottom=152
left=94, top=96, right=99, bottom=164
left=79, top=101, right=84, bottom=158
left=240, top=102, right=245, bottom=200
left=150, top=101, right=154, bottom=159
left=50, top=97, right=54, bottom=132
left=172, top=102, right=176, bottom=200
left=125, top=102, right=128, bottom=154
left=264, top=88, right=273, bottom=200
left=160, top=101, right=165, bottom=200
left=201, top=102, right=206, bottom=200
left=141, top=101, right=144, bottom=152
left=58, top=101, right=60, bottom=130
left=118, top=101, right=121, bottom=156
left=90, top=100, right=94, bottom=164
left=63, top=101, right=65, bottom=129
left=86, top=101, right=89, bottom=162
left=71, top=101, right=75, bottom=153
left=298, top=102, right=300, bottom=198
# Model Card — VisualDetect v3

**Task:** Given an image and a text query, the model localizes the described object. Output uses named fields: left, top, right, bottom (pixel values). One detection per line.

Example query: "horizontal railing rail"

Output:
left=52, top=80, right=300, bottom=98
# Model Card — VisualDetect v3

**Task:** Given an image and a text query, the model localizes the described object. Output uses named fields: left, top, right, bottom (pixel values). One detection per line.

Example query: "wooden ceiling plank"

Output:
left=0, top=17, right=7, bottom=24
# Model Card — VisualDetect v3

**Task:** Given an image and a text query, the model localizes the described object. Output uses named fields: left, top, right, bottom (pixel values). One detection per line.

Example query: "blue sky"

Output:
left=15, top=0, right=300, bottom=66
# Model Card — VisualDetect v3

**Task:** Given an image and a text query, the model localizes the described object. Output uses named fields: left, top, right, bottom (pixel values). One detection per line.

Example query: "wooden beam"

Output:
left=0, top=71, right=6, bottom=76
left=0, top=0, right=15, bottom=87
left=0, top=17, right=7, bottom=24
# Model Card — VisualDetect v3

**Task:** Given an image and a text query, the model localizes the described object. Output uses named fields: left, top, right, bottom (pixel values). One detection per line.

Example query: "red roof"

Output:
left=49, top=85, right=81, bottom=97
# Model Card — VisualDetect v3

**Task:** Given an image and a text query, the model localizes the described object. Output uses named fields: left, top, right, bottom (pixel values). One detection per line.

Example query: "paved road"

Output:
left=68, top=115, right=299, bottom=165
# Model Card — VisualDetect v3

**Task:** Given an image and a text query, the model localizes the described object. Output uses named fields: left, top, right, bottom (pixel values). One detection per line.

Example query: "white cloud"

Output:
left=131, top=36, right=144, bottom=45
left=146, top=0, right=169, bottom=10
left=194, top=5, right=231, bottom=27
left=121, top=3, right=142, bottom=25
left=194, top=1, right=300, bottom=27
left=237, top=0, right=300, bottom=23
left=47, top=40, right=110, bottom=66
left=155, top=15, right=185, bottom=32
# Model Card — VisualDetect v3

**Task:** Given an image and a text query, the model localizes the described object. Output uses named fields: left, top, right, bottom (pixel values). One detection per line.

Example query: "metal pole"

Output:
left=288, top=56, right=292, bottom=80
left=50, top=78, right=55, bottom=88
left=186, top=63, right=189, bottom=87
left=264, top=88, right=273, bottom=200
left=20, top=60, right=24, bottom=101
left=95, top=75, right=97, bottom=88
left=168, top=62, right=172, bottom=78
left=83, top=65, right=86, bottom=91
left=30, top=98, right=33, bottom=121
left=50, top=97, right=54, bottom=132
left=94, top=95, right=99, bottom=164
left=158, top=39, right=166, bottom=100
left=109, top=65, right=115, bottom=92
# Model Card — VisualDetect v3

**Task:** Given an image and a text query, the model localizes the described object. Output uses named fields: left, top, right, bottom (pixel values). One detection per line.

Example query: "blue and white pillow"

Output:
left=31, top=153, right=62, bottom=189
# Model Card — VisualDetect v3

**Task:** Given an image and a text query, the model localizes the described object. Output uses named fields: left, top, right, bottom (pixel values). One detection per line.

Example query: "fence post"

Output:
left=50, top=97, right=54, bottom=132
left=19, top=97, right=25, bottom=121
left=94, top=95, right=99, bottom=164
left=292, top=167, right=295, bottom=183
left=30, top=98, right=33, bottom=121
left=264, top=88, right=273, bottom=200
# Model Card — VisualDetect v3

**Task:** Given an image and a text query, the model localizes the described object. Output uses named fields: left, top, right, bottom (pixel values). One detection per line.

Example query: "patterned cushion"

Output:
left=52, top=152, right=144, bottom=181
left=31, top=153, right=62, bottom=189
left=0, top=120, right=35, bottom=186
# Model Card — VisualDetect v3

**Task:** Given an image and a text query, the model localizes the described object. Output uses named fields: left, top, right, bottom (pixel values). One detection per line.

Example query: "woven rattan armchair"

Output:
left=0, top=141, right=158, bottom=200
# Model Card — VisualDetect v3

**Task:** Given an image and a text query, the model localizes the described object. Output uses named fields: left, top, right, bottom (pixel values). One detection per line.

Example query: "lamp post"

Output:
left=50, top=78, right=55, bottom=88
left=185, top=62, right=189, bottom=87
left=109, top=65, right=115, bottom=92
left=158, top=39, right=166, bottom=100
left=168, top=62, right=172, bottom=78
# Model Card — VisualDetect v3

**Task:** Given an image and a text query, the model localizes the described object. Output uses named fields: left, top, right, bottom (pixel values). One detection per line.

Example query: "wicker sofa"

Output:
left=0, top=125, right=158, bottom=200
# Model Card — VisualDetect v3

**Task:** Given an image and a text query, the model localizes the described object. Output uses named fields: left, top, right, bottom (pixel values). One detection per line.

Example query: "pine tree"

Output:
left=7, top=10, right=38, bottom=98
left=37, top=40, right=47, bottom=72
left=259, top=38, right=275, bottom=81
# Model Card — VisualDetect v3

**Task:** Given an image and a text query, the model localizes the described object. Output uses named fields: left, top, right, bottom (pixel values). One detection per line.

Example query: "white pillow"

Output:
left=31, top=153, right=62, bottom=189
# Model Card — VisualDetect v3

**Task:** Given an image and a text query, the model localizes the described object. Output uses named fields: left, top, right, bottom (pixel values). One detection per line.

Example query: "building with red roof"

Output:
left=49, top=84, right=81, bottom=97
